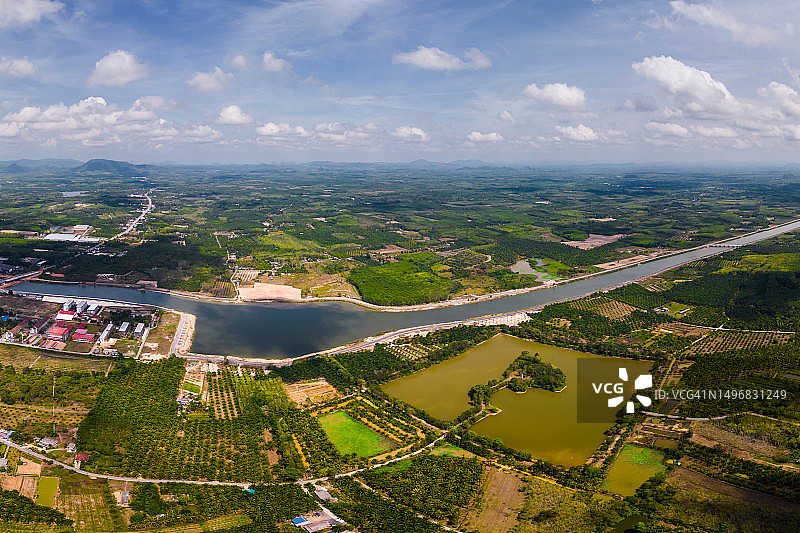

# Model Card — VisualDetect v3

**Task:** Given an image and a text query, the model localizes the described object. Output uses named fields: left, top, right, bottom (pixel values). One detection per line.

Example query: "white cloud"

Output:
left=692, top=125, right=737, bottom=138
left=758, top=82, right=800, bottom=117
left=555, top=124, right=598, bottom=142
left=186, top=67, right=234, bottom=92
left=256, top=122, right=310, bottom=137
left=88, top=50, right=148, bottom=86
left=262, top=51, right=291, bottom=72
left=467, top=131, right=503, bottom=142
left=670, top=1, right=791, bottom=46
left=216, top=105, right=255, bottom=125
left=497, top=110, right=516, bottom=123
left=231, top=54, right=248, bottom=70
left=1, top=96, right=218, bottom=147
left=392, top=46, right=491, bottom=71
left=632, top=55, right=739, bottom=117
left=644, top=122, right=689, bottom=137
left=0, top=57, right=36, bottom=77
left=523, top=82, right=586, bottom=109
left=391, top=126, right=428, bottom=141
left=0, top=0, right=62, bottom=28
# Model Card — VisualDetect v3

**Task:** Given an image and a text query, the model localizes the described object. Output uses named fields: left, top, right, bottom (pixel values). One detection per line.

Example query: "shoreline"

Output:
left=11, top=217, right=800, bottom=314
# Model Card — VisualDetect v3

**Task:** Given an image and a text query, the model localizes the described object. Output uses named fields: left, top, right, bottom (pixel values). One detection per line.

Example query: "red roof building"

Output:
left=72, top=333, right=95, bottom=342
left=75, top=453, right=88, bottom=462
left=46, top=326, right=69, bottom=341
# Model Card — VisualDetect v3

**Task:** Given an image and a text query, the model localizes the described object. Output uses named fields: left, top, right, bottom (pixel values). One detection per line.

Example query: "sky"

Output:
left=2, top=0, right=800, bottom=164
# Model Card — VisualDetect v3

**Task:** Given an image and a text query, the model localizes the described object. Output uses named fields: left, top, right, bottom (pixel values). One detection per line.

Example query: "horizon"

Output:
left=2, top=1, right=800, bottom=164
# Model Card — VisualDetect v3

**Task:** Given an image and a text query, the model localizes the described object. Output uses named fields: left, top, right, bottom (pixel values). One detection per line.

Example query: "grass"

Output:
left=601, top=445, right=666, bottom=496
left=182, top=382, right=201, bottom=394
left=318, top=411, right=395, bottom=457
left=36, top=477, right=59, bottom=508
left=0, top=344, right=110, bottom=373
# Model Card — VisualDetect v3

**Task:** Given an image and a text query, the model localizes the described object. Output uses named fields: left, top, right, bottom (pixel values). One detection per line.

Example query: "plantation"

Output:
left=348, top=259, right=454, bottom=305
left=318, top=411, right=396, bottom=457
left=683, top=330, right=793, bottom=356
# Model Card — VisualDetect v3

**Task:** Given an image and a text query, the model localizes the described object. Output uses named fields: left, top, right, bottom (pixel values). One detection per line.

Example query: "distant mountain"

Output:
left=72, top=158, right=151, bottom=176
left=0, top=158, right=83, bottom=171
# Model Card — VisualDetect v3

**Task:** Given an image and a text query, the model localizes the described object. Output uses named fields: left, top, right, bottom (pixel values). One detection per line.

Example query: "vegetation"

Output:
left=318, top=411, right=396, bottom=457
left=0, top=490, right=72, bottom=526
left=502, top=351, right=566, bottom=392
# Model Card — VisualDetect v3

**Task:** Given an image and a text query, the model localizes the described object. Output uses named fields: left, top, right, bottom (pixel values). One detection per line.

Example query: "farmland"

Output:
left=318, top=411, right=396, bottom=457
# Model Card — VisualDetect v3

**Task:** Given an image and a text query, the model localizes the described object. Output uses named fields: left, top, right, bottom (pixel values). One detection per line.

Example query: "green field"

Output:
left=601, top=445, right=666, bottom=496
left=36, top=477, right=60, bottom=508
left=317, top=411, right=396, bottom=457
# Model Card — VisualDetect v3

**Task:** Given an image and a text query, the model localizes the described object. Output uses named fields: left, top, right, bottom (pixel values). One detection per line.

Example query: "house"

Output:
left=118, top=322, right=130, bottom=336
left=67, top=443, right=76, bottom=453
left=55, top=310, right=76, bottom=321
left=0, top=458, right=8, bottom=469
left=7, top=320, right=29, bottom=337
left=75, top=453, right=88, bottom=462
left=0, top=429, right=13, bottom=439
left=133, top=322, right=145, bottom=338
left=39, top=437, right=58, bottom=448
left=314, top=488, right=337, bottom=502
left=120, top=491, right=129, bottom=505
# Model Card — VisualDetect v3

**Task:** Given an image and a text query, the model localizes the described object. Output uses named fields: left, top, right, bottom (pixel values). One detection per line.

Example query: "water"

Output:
left=383, top=335, right=652, bottom=466
left=13, top=220, right=800, bottom=358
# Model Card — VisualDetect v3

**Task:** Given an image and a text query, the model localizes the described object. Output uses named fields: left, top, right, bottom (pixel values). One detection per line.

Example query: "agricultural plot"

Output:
left=459, top=466, right=524, bottom=533
left=569, top=296, right=638, bottom=320
left=318, top=411, right=395, bottom=457
left=206, top=371, right=240, bottom=419
left=283, top=379, right=338, bottom=406
left=514, top=476, right=598, bottom=533
left=683, top=330, right=794, bottom=356
left=637, top=277, right=673, bottom=292
left=55, top=475, right=116, bottom=532
left=600, top=445, right=666, bottom=496
left=656, top=322, right=708, bottom=337
left=387, top=342, right=439, bottom=360
left=140, top=311, right=180, bottom=357
left=202, top=279, right=237, bottom=298
left=0, top=344, right=110, bottom=373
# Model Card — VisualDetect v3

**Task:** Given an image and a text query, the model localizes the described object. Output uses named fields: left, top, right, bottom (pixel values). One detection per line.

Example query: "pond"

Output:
left=383, top=334, right=653, bottom=466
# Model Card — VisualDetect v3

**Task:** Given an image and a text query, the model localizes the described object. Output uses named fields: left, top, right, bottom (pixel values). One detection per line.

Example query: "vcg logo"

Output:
left=592, top=368, right=653, bottom=414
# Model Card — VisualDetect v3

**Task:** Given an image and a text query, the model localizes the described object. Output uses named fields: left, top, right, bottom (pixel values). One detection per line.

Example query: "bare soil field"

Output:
left=238, top=282, right=302, bottom=300
left=0, top=294, right=61, bottom=316
left=562, top=233, right=626, bottom=250
left=17, top=456, right=42, bottom=476
left=594, top=250, right=665, bottom=270
left=1, top=474, right=23, bottom=491
left=0, top=344, right=111, bottom=372
left=20, top=475, right=38, bottom=499
left=460, top=466, right=525, bottom=533
left=284, top=379, right=339, bottom=405
left=657, top=322, right=708, bottom=337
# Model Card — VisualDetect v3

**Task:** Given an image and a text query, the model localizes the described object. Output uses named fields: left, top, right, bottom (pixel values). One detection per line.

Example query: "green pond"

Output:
left=601, top=445, right=666, bottom=496
left=382, top=334, right=652, bottom=466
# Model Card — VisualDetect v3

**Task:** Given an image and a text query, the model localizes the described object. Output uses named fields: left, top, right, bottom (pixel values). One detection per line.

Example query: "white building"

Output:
left=62, top=299, right=75, bottom=311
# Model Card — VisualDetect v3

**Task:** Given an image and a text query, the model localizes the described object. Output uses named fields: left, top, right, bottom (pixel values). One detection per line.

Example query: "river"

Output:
left=13, top=220, right=800, bottom=358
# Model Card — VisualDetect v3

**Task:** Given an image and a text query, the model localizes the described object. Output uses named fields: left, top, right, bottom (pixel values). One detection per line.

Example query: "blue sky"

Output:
left=2, top=0, right=800, bottom=163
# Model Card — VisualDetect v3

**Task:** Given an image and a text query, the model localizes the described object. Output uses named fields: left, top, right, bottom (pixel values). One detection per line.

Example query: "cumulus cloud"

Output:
left=256, top=122, right=310, bottom=138
left=467, top=131, right=503, bottom=142
left=555, top=124, right=598, bottom=142
left=391, top=126, right=428, bottom=141
left=392, top=46, right=491, bottom=71
left=632, top=55, right=740, bottom=117
left=644, top=122, right=690, bottom=137
left=216, top=105, right=255, bottom=125
left=523, top=82, right=586, bottom=109
left=0, top=96, right=218, bottom=147
left=758, top=82, right=800, bottom=117
left=497, top=110, right=516, bottom=123
left=187, top=67, right=234, bottom=92
left=88, top=50, right=147, bottom=86
left=230, top=54, right=248, bottom=69
left=262, top=51, right=291, bottom=72
left=670, top=1, right=791, bottom=46
left=0, top=0, right=62, bottom=28
left=0, top=57, right=36, bottom=77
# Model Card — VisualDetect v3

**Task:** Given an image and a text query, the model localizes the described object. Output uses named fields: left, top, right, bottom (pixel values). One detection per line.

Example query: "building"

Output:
left=75, top=300, right=88, bottom=314
left=29, top=317, right=49, bottom=334
left=0, top=458, right=7, bottom=469
left=55, top=310, right=76, bottom=321
left=118, top=322, right=130, bottom=336
left=133, top=322, right=145, bottom=338
left=72, top=333, right=95, bottom=343
left=120, top=491, right=129, bottom=505
left=62, top=299, right=75, bottom=311
left=39, top=437, right=58, bottom=448
left=67, top=443, right=76, bottom=453
left=314, top=488, right=337, bottom=502
left=99, top=323, right=114, bottom=342
left=87, top=303, right=101, bottom=315
left=46, top=326, right=69, bottom=341
left=75, top=453, right=88, bottom=462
